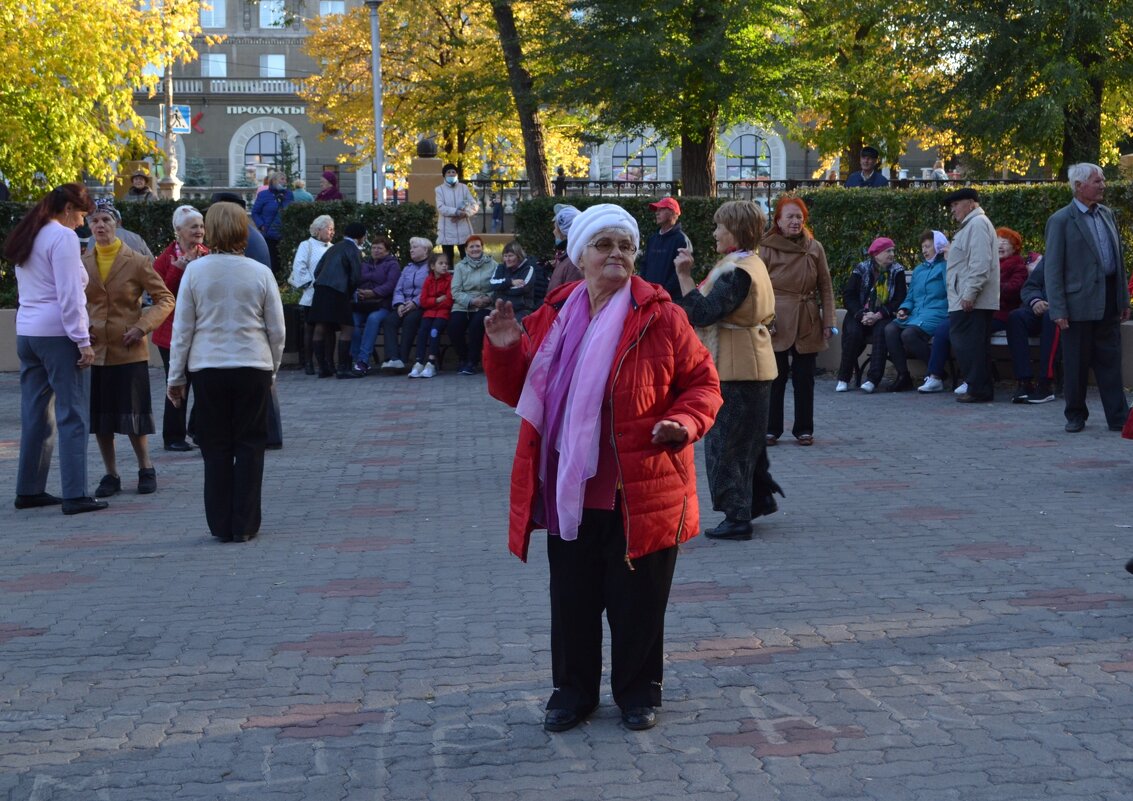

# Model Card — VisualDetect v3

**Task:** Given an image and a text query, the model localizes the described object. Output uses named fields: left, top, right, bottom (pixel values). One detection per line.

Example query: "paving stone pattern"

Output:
left=2, top=367, right=1132, bottom=800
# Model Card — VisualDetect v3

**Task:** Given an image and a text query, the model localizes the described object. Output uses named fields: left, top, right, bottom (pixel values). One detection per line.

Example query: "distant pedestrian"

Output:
left=491, top=195, right=504, bottom=233
left=122, top=170, right=156, bottom=202
left=166, top=202, right=285, bottom=543
left=844, top=146, right=889, bottom=188
left=288, top=214, right=335, bottom=375
left=251, top=172, right=294, bottom=275
left=308, top=221, right=365, bottom=379
left=553, top=166, right=566, bottom=197
left=546, top=204, right=582, bottom=295
left=7, top=183, right=106, bottom=514
left=291, top=178, right=315, bottom=203
left=640, top=197, right=690, bottom=299
left=316, top=171, right=343, bottom=202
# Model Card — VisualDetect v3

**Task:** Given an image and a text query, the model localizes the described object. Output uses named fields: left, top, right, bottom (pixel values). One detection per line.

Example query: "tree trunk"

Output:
left=490, top=0, right=550, bottom=197
left=681, top=118, right=717, bottom=197
left=1059, top=72, right=1103, bottom=179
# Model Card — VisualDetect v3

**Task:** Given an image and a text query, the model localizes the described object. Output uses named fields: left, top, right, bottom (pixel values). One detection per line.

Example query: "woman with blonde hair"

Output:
left=674, top=201, right=782, bottom=541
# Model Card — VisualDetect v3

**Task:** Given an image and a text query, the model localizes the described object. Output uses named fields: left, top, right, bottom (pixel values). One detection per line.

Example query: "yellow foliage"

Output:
left=0, top=0, right=206, bottom=195
left=301, top=0, right=588, bottom=182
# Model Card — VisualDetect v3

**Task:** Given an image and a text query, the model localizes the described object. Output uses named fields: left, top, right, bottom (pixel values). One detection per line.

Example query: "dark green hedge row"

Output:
left=515, top=183, right=1133, bottom=296
left=0, top=199, right=438, bottom=306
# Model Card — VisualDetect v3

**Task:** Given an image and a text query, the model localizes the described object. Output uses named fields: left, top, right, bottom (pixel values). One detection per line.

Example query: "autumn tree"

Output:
left=0, top=0, right=204, bottom=196
left=301, top=0, right=586, bottom=187
left=543, top=0, right=807, bottom=196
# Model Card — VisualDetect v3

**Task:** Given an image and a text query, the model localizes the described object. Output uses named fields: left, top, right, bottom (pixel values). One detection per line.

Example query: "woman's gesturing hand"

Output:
left=484, top=299, right=523, bottom=349
left=651, top=419, right=689, bottom=445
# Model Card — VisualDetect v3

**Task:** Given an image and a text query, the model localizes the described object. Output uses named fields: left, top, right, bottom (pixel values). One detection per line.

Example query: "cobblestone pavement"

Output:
left=2, top=365, right=1132, bottom=801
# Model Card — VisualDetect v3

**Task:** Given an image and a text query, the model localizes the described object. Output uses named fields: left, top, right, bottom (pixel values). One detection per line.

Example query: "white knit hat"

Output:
left=566, top=204, right=640, bottom=267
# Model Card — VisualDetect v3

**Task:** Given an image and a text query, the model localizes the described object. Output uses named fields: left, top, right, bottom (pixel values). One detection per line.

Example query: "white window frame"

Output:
left=259, top=0, right=286, bottom=28
left=259, top=54, right=286, bottom=79
left=200, top=53, right=227, bottom=78
left=199, top=0, right=226, bottom=28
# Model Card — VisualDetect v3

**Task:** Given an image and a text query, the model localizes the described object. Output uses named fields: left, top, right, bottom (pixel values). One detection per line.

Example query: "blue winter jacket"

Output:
left=896, top=256, right=948, bottom=334
left=251, top=187, right=294, bottom=241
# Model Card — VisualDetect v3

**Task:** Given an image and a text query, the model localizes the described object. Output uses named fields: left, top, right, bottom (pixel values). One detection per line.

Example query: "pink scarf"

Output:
left=516, top=280, right=631, bottom=540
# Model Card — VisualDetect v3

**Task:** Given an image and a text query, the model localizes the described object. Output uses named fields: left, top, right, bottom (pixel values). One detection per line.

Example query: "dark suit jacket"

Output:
left=1045, top=201, right=1128, bottom=322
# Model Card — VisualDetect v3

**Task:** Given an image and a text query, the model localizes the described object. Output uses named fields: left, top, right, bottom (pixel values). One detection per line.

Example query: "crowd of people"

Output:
left=7, top=159, right=1132, bottom=734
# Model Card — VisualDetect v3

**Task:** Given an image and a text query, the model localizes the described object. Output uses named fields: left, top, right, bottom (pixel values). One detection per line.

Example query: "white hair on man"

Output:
left=1067, top=162, right=1103, bottom=189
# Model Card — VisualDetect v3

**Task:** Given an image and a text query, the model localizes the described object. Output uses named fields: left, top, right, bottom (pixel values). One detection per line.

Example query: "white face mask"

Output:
left=445, top=175, right=457, bottom=185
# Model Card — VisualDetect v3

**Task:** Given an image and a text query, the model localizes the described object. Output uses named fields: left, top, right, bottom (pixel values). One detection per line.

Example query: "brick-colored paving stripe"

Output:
left=276, top=631, right=405, bottom=657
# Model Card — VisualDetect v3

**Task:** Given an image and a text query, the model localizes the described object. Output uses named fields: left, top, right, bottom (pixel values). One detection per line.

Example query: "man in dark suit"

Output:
left=1044, top=163, right=1130, bottom=433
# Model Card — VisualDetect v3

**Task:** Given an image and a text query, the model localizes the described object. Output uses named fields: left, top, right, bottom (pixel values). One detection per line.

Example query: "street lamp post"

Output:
left=365, top=0, right=384, bottom=204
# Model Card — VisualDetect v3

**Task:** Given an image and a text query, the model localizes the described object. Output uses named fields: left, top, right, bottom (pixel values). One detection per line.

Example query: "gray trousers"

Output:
left=17, top=336, right=91, bottom=499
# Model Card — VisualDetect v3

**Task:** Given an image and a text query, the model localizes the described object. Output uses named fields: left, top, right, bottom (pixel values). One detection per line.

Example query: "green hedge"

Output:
left=0, top=199, right=437, bottom=307
left=516, top=183, right=1133, bottom=298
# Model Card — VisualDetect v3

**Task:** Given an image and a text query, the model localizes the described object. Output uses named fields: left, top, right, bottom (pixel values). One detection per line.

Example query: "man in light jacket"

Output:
left=1044, top=163, right=1130, bottom=433
left=943, top=187, right=999, bottom=403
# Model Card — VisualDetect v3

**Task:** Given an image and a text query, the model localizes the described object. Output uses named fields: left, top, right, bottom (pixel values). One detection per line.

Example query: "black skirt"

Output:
left=90, top=361, right=155, bottom=436
left=307, top=285, right=353, bottom=327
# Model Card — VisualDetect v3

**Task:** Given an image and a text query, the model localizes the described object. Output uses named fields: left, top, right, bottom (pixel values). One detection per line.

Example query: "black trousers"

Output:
left=158, top=346, right=189, bottom=446
left=949, top=309, right=994, bottom=399
left=704, top=380, right=776, bottom=521
left=837, top=316, right=884, bottom=382
left=191, top=368, right=270, bottom=540
left=769, top=348, right=816, bottom=439
left=546, top=506, right=678, bottom=714
left=382, top=307, right=424, bottom=362
left=441, top=244, right=467, bottom=267
left=1062, top=278, right=1128, bottom=427
left=868, top=321, right=931, bottom=382
left=449, top=309, right=491, bottom=365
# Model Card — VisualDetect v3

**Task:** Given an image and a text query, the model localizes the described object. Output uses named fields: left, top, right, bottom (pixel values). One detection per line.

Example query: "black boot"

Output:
left=336, top=341, right=361, bottom=379
left=315, top=338, right=333, bottom=377
left=303, top=326, right=316, bottom=375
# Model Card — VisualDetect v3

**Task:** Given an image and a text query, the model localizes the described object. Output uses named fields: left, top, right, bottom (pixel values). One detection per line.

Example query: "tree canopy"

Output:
left=0, top=0, right=205, bottom=197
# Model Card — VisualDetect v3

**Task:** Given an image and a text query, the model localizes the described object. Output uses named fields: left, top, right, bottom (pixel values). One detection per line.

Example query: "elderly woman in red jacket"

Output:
left=484, top=204, right=722, bottom=735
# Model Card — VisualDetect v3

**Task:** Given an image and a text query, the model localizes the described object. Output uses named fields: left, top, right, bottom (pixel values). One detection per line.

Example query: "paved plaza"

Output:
left=2, top=364, right=1133, bottom=801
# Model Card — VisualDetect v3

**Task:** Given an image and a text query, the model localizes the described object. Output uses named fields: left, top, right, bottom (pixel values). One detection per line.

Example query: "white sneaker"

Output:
left=379, top=360, right=394, bottom=370
left=421, top=362, right=436, bottom=378
left=954, top=382, right=969, bottom=395
left=835, top=380, right=849, bottom=393
left=860, top=381, right=876, bottom=394
left=384, top=359, right=405, bottom=372
left=918, top=376, right=944, bottom=393
left=407, top=362, right=425, bottom=378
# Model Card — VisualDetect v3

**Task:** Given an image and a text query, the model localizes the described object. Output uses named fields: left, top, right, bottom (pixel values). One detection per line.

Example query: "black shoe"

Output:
left=304, top=362, right=316, bottom=376
left=1109, top=424, right=1124, bottom=432
left=266, top=443, right=283, bottom=450
left=137, top=467, right=157, bottom=495
left=336, top=369, right=362, bottom=379
left=1011, top=381, right=1035, bottom=404
left=1025, top=383, right=1055, bottom=404
left=62, top=496, right=109, bottom=515
left=164, top=441, right=194, bottom=452
left=956, top=393, right=993, bottom=403
left=704, top=518, right=753, bottom=541
left=14, top=492, right=63, bottom=509
left=1126, top=558, right=1133, bottom=575
left=1065, top=419, right=1086, bottom=433
left=95, top=474, right=121, bottom=498
left=621, top=707, right=657, bottom=731
left=543, top=707, right=593, bottom=733
left=882, top=373, right=914, bottom=392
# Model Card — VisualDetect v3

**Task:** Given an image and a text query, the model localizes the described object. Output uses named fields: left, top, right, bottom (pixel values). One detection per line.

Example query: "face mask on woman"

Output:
left=445, top=175, right=457, bottom=185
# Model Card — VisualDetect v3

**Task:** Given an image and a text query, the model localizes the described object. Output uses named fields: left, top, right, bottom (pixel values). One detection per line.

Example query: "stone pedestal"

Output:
left=408, top=158, right=442, bottom=205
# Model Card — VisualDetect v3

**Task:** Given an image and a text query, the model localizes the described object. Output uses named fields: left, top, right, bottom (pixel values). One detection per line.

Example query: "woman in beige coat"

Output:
left=82, top=199, right=174, bottom=497
left=674, top=200, right=782, bottom=542
left=759, top=196, right=835, bottom=446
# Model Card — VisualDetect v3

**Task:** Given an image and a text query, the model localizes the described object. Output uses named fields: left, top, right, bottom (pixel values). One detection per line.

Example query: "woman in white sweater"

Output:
left=287, top=214, right=334, bottom=374
left=167, top=202, right=285, bottom=543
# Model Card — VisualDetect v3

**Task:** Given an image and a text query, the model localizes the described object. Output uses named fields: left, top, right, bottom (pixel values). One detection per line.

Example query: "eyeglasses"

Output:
left=587, top=238, right=638, bottom=256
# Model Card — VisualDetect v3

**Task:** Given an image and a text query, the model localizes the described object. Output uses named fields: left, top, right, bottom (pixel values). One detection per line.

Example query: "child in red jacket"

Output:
left=409, top=253, right=454, bottom=378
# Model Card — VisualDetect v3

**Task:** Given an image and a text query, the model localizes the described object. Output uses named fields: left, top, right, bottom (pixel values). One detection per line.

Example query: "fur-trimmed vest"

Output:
left=695, top=252, right=778, bottom=382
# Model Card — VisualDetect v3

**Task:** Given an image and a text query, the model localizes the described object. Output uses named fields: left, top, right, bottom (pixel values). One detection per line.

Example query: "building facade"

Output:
left=133, top=0, right=368, bottom=199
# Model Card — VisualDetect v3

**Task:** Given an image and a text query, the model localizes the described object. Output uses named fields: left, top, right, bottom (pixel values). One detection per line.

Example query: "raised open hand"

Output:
left=484, top=299, right=523, bottom=349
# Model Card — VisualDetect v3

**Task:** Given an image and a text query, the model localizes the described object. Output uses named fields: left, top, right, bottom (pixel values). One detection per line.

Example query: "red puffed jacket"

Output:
left=485, top=276, right=722, bottom=564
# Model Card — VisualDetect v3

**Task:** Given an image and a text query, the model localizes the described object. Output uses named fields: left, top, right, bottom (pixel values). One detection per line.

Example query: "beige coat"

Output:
left=760, top=233, right=836, bottom=354
left=82, top=242, right=174, bottom=366
left=697, top=252, right=778, bottom=381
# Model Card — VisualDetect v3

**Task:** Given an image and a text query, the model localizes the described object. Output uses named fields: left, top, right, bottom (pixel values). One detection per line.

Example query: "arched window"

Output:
left=611, top=137, right=658, bottom=181
left=725, top=134, right=771, bottom=180
left=244, top=131, right=281, bottom=169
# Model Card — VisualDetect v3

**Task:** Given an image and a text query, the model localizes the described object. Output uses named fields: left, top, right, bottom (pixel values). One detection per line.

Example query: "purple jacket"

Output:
left=394, top=259, right=429, bottom=305
left=359, top=254, right=401, bottom=308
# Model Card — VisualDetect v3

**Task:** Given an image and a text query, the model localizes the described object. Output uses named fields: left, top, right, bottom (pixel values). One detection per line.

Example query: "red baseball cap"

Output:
left=648, top=197, right=681, bottom=215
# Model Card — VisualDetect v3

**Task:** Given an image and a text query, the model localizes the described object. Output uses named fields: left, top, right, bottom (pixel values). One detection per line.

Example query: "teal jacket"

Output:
left=896, top=257, right=948, bottom=334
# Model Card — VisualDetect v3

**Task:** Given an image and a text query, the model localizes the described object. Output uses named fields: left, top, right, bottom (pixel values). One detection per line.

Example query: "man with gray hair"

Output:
left=1044, top=163, right=1130, bottom=433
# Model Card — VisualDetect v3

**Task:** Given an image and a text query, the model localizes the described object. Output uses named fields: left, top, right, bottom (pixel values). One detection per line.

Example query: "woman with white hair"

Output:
left=288, top=214, right=335, bottom=374
left=484, top=204, right=722, bottom=733
left=153, top=204, right=209, bottom=451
